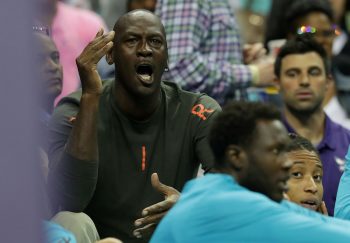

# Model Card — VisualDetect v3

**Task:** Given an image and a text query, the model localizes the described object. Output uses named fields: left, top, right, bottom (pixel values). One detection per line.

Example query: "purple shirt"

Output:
left=283, top=115, right=350, bottom=216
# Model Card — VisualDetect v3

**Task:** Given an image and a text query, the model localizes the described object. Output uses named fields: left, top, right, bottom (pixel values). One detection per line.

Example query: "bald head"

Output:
left=113, top=10, right=166, bottom=36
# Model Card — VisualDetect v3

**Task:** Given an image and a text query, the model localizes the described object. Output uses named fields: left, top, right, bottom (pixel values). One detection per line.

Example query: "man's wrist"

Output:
left=248, top=65, right=260, bottom=86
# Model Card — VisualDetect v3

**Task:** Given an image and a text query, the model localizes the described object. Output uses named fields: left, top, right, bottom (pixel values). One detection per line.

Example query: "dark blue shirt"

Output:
left=283, top=115, right=350, bottom=216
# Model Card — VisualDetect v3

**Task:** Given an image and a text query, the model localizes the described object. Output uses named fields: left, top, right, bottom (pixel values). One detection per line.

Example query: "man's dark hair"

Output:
left=274, top=35, right=330, bottom=78
left=285, top=0, right=333, bottom=35
left=287, top=133, right=319, bottom=156
left=209, top=101, right=281, bottom=167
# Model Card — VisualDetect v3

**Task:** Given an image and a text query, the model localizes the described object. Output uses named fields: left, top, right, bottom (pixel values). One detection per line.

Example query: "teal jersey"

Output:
left=152, top=174, right=350, bottom=243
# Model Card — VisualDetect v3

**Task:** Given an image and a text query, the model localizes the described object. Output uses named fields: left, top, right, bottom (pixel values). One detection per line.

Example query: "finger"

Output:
left=243, top=44, right=252, bottom=52
left=89, top=31, right=115, bottom=51
left=135, top=211, right=167, bottom=227
left=151, top=173, right=179, bottom=196
left=247, top=44, right=265, bottom=61
left=254, top=48, right=267, bottom=60
left=77, top=40, right=113, bottom=69
left=141, top=198, right=173, bottom=216
left=319, top=201, right=328, bottom=216
left=88, top=41, right=114, bottom=64
left=283, top=193, right=290, bottom=201
left=95, top=28, right=104, bottom=38
left=133, top=223, right=156, bottom=239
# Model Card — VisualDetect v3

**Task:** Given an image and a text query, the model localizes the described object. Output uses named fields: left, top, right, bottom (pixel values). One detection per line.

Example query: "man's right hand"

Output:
left=254, top=57, right=275, bottom=86
left=76, top=29, right=115, bottom=95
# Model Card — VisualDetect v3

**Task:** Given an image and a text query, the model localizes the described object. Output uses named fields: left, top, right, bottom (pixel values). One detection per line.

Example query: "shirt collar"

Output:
left=282, top=115, right=335, bottom=151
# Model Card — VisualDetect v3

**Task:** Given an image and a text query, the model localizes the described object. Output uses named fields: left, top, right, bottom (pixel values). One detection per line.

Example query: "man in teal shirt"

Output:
left=151, top=101, right=350, bottom=242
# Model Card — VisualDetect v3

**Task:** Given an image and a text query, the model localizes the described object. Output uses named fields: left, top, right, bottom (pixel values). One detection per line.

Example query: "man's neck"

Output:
left=114, top=84, right=161, bottom=121
left=284, top=108, right=325, bottom=146
left=41, top=96, right=55, bottom=115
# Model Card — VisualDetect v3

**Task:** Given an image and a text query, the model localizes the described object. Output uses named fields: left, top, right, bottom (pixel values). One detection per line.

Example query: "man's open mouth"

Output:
left=300, top=200, right=319, bottom=211
left=136, top=64, right=154, bottom=84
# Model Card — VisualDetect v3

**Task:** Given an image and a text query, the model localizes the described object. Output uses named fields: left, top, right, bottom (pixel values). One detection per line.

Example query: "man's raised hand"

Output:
left=76, top=28, right=115, bottom=95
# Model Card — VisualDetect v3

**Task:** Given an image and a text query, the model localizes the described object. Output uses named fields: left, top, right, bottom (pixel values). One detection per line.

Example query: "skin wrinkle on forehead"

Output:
left=288, top=151, right=323, bottom=168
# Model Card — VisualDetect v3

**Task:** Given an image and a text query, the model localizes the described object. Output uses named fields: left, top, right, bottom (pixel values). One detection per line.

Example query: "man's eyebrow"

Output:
left=316, top=163, right=323, bottom=169
left=292, top=161, right=305, bottom=165
left=284, top=67, right=300, bottom=73
left=308, top=65, right=322, bottom=70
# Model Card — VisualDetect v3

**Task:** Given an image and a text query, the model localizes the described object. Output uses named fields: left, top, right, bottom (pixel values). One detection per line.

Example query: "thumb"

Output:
left=151, top=173, right=179, bottom=196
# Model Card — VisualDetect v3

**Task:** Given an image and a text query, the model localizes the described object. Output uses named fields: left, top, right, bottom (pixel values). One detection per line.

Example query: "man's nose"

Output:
left=137, top=40, right=152, bottom=57
left=299, top=74, right=310, bottom=87
left=46, top=58, right=60, bottom=73
left=304, top=176, right=318, bottom=194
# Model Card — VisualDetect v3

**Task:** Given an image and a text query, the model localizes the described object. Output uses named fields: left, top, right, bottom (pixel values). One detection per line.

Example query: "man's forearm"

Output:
left=66, top=93, right=100, bottom=161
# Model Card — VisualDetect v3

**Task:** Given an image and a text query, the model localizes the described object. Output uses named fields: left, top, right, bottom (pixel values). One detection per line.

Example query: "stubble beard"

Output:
left=285, top=97, right=323, bottom=121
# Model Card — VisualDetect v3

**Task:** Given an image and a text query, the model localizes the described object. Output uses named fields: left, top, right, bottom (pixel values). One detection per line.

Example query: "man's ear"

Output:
left=274, top=76, right=281, bottom=91
left=325, top=74, right=333, bottom=91
left=225, top=145, right=247, bottom=171
left=106, top=48, right=114, bottom=65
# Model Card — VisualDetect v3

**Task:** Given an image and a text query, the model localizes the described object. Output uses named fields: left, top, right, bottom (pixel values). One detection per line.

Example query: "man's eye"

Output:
left=150, top=38, right=162, bottom=46
left=127, top=38, right=137, bottom=44
left=314, top=174, right=322, bottom=182
left=291, top=172, right=302, bottom=178
left=52, top=53, right=60, bottom=63
left=286, top=71, right=298, bottom=78
left=309, top=68, right=321, bottom=76
left=272, top=148, right=280, bottom=155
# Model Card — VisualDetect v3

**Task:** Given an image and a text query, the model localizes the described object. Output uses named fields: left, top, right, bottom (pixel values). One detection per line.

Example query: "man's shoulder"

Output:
left=162, top=81, right=221, bottom=110
left=56, top=80, right=113, bottom=107
left=326, top=115, right=350, bottom=138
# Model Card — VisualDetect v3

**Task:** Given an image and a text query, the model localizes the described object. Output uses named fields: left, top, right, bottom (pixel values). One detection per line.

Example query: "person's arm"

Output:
left=155, top=0, right=248, bottom=104
left=192, top=95, right=222, bottom=172
left=156, top=0, right=273, bottom=105
left=335, top=145, right=350, bottom=219
left=48, top=29, right=115, bottom=212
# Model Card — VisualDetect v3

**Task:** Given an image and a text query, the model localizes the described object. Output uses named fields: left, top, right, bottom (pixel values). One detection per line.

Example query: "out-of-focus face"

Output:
left=294, top=12, right=336, bottom=57
left=286, top=150, right=323, bottom=211
left=278, top=52, right=329, bottom=115
left=128, top=0, right=157, bottom=12
left=111, top=11, right=168, bottom=98
left=34, top=33, right=63, bottom=100
left=242, top=120, right=292, bottom=202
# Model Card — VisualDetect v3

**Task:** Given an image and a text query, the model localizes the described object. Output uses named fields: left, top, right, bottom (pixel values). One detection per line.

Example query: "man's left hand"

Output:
left=133, top=173, right=180, bottom=239
left=243, top=43, right=267, bottom=64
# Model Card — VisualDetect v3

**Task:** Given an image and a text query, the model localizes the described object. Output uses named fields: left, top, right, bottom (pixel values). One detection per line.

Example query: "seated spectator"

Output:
left=36, top=0, right=112, bottom=104
left=34, top=31, right=63, bottom=180
left=151, top=101, right=350, bottom=243
left=48, top=10, right=220, bottom=242
left=155, top=0, right=275, bottom=105
left=275, top=35, right=350, bottom=215
left=34, top=29, right=121, bottom=243
left=285, top=133, right=327, bottom=214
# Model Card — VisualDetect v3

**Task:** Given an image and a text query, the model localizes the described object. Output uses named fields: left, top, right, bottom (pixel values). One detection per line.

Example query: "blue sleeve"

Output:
left=43, top=221, right=76, bottom=243
left=335, top=145, right=350, bottom=219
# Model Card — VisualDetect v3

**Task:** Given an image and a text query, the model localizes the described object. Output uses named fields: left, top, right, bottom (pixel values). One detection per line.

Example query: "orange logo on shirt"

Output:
left=191, top=104, right=214, bottom=121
